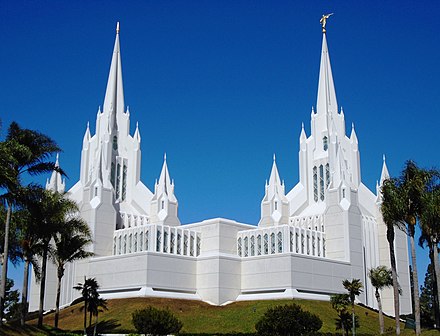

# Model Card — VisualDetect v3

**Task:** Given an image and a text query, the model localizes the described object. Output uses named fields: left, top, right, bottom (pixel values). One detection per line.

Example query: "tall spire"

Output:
left=316, top=31, right=338, bottom=118
left=380, top=155, right=390, bottom=185
left=46, top=154, right=66, bottom=193
left=102, top=21, right=125, bottom=131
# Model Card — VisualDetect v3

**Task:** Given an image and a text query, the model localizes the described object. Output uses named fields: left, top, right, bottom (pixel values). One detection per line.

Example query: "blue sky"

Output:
left=1, top=1, right=439, bottom=295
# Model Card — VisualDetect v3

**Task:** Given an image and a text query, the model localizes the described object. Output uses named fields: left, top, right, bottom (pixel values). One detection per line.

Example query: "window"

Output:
left=111, top=162, right=116, bottom=188
left=128, top=234, right=132, bottom=253
left=112, top=135, right=118, bottom=150
left=274, top=201, right=278, bottom=211
left=113, top=237, right=116, bottom=255
left=277, top=232, right=283, bottom=253
left=312, top=235, right=315, bottom=256
left=156, top=230, right=161, bottom=252
left=184, top=234, right=188, bottom=255
left=301, top=233, right=305, bottom=254
left=170, top=232, right=175, bottom=254
left=139, top=232, right=143, bottom=251
left=250, top=236, right=255, bottom=256
left=264, top=234, right=269, bottom=255
left=244, top=237, right=249, bottom=257
left=238, top=238, right=242, bottom=257
left=161, top=200, right=165, bottom=210
left=122, top=164, right=127, bottom=201
left=323, top=136, right=328, bottom=151
left=163, top=231, right=168, bottom=252
left=94, top=186, right=98, bottom=197
left=319, top=164, right=324, bottom=201
left=197, top=236, right=201, bottom=256
left=123, top=235, right=127, bottom=254
left=270, top=233, right=276, bottom=254
left=313, top=166, right=318, bottom=202
left=307, top=234, right=310, bottom=255
left=317, top=237, right=321, bottom=257
left=290, top=231, right=294, bottom=252
left=325, top=163, right=330, bottom=188
left=323, top=238, right=326, bottom=257
left=134, top=233, right=138, bottom=252
left=118, top=236, right=121, bottom=255
left=190, top=235, right=195, bottom=256
left=116, top=162, right=121, bottom=199
left=295, top=232, right=299, bottom=253
left=257, top=235, right=262, bottom=255
left=145, top=230, right=149, bottom=251
left=342, top=188, right=346, bottom=198
left=177, top=233, right=182, bottom=254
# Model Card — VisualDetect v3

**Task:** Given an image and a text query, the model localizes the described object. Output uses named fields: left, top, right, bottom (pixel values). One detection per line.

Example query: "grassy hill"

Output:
left=3, top=297, right=439, bottom=335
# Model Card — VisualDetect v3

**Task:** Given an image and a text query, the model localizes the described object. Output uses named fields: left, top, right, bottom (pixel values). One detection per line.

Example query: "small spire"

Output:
left=301, top=122, right=304, bottom=129
left=164, top=152, right=167, bottom=161
left=55, top=153, right=60, bottom=167
left=380, top=154, right=390, bottom=185
left=116, top=22, right=120, bottom=34
left=383, top=154, right=386, bottom=162
left=273, top=153, right=276, bottom=162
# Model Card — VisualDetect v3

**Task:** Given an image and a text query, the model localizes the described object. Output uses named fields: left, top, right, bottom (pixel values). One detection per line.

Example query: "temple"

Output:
left=29, top=22, right=411, bottom=315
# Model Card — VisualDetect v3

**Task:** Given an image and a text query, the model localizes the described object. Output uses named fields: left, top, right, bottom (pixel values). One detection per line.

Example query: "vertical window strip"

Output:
left=313, top=166, right=318, bottom=202
left=319, top=164, right=324, bottom=201
left=325, top=163, right=330, bottom=188
left=122, top=163, right=127, bottom=201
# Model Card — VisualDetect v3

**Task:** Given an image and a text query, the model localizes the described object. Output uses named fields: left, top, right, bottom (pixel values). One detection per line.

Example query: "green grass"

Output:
left=3, top=297, right=439, bottom=335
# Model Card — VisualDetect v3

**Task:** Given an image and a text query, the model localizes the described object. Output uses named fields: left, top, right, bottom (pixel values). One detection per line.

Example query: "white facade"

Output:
left=29, top=24, right=411, bottom=316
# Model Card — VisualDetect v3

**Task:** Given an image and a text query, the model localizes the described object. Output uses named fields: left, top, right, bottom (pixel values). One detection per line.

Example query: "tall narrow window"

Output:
left=170, top=231, right=175, bottom=254
left=317, top=237, right=321, bottom=257
left=301, top=233, right=305, bottom=254
left=139, top=232, right=143, bottom=251
left=116, top=162, right=121, bottom=199
left=118, top=236, right=121, bottom=255
left=270, top=233, right=276, bottom=254
left=128, top=234, right=132, bottom=253
left=277, top=232, right=283, bottom=253
left=113, top=237, right=116, bottom=255
left=156, top=230, right=161, bottom=252
left=163, top=231, right=168, bottom=253
left=161, top=200, right=165, bottom=210
left=244, top=237, right=249, bottom=257
left=264, top=234, right=269, bottom=255
left=196, top=236, right=201, bottom=256
left=312, top=235, right=315, bottom=256
left=313, top=166, right=318, bottom=202
left=257, top=235, right=262, bottom=255
left=250, top=236, right=255, bottom=256
left=146, top=230, right=149, bottom=251
left=190, top=235, right=195, bottom=256
left=290, top=231, right=294, bottom=252
left=134, top=233, right=138, bottom=252
left=238, top=238, right=242, bottom=257
left=111, top=162, right=116, bottom=188
left=323, top=136, right=328, bottom=151
left=177, top=233, right=182, bottom=254
left=112, top=135, right=118, bottom=150
left=307, top=234, right=310, bottom=255
left=123, top=235, right=127, bottom=254
left=323, top=238, right=326, bottom=257
left=274, top=201, right=278, bottom=211
left=295, top=232, right=299, bottom=253
left=319, top=164, right=324, bottom=201
left=325, top=163, right=330, bottom=188
left=184, top=234, right=188, bottom=255
left=122, top=164, right=127, bottom=201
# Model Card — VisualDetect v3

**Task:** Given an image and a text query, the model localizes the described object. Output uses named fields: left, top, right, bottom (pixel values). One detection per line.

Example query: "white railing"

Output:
left=289, top=214, right=325, bottom=232
left=120, top=212, right=150, bottom=228
left=113, top=223, right=201, bottom=257
left=237, top=224, right=326, bottom=259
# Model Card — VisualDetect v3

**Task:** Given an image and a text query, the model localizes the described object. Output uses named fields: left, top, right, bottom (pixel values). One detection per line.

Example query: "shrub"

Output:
left=132, top=306, right=183, bottom=336
left=255, top=303, right=322, bottom=336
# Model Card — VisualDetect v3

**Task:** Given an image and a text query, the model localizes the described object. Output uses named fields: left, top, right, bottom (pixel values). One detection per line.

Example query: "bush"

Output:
left=132, top=306, right=183, bottom=336
left=255, top=303, right=322, bottom=336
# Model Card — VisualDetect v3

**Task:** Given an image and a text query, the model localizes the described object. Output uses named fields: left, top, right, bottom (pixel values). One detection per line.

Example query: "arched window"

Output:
left=257, top=235, right=262, bottom=255
left=270, top=233, right=276, bottom=254
left=163, top=231, right=168, bottom=253
left=264, top=234, right=269, bottom=255
left=184, top=234, right=188, bottom=255
left=325, top=163, right=330, bottom=188
left=313, top=166, right=318, bottom=202
left=170, top=231, right=175, bottom=254
left=295, top=232, right=299, bottom=253
left=156, top=230, right=161, bottom=252
left=250, top=236, right=255, bottom=256
left=277, top=232, right=283, bottom=253
left=319, top=165, right=324, bottom=201
left=190, top=235, right=195, bottom=256
left=290, top=230, right=294, bottom=252
left=323, top=136, right=328, bottom=151
left=238, top=238, right=242, bottom=257
left=177, top=233, right=182, bottom=254
left=244, top=237, right=249, bottom=257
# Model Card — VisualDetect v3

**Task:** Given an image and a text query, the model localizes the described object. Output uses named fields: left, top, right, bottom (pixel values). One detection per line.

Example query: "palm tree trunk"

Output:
left=432, top=239, right=440, bottom=329
left=387, top=224, right=400, bottom=335
left=0, top=204, right=11, bottom=326
left=54, top=265, right=64, bottom=329
left=409, top=228, right=421, bottom=336
left=84, top=297, right=87, bottom=335
left=376, top=288, right=384, bottom=334
left=21, top=259, right=30, bottom=326
left=352, top=304, right=356, bottom=336
left=38, top=242, right=49, bottom=328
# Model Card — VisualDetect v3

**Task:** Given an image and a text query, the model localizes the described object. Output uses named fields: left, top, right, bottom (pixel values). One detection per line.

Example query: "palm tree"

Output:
left=368, top=266, right=393, bottom=334
left=342, top=279, right=363, bottom=336
left=0, top=122, right=62, bottom=324
left=419, top=174, right=440, bottom=327
left=26, top=190, right=77, bottom=327
left=381, top=178, right=405, bottom=335
left=74, top=277, right=100, bottom=335
left=51, top=217, right=93, bottom=328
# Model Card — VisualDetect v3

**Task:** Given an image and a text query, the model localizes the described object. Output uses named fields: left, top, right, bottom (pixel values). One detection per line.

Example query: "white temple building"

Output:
left=29, top=22, right=411, bottom=316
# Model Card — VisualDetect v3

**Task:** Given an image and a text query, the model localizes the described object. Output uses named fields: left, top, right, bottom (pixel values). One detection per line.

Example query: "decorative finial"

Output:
left=136, top=121, right=139, bottom=128
left=301, top=122, right=304, bottom=129
left=116, top=22, right=120, bottom=34
left=383, top=154, right=386, bottom=162
left=164, top=152, right=167, bottom=161
left=87, top=121, right=90, bottom=128
left=320, top=13, right=333, bottom=33
left=273, top=153, right=276, bottom=162
left=351, top=122, right=354, bottom=129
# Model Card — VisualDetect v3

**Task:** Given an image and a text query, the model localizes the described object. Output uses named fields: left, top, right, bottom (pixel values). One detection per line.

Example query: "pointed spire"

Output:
left=380, top=154, right=390, bottom=185
left=155, top=154, right=176, bottom=202
left=134, top=121, right=141, bottom=142
left=269, top=155, right=281, bottom=187
left=102, top=22, right=125, bottom=132
left=46, top=154, right=65, bottom=193
left=350, top=122, right=358, bottom=143
left=316, top=32, right=338, bottom=118
left=300, top=122, right=307, bottom=142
